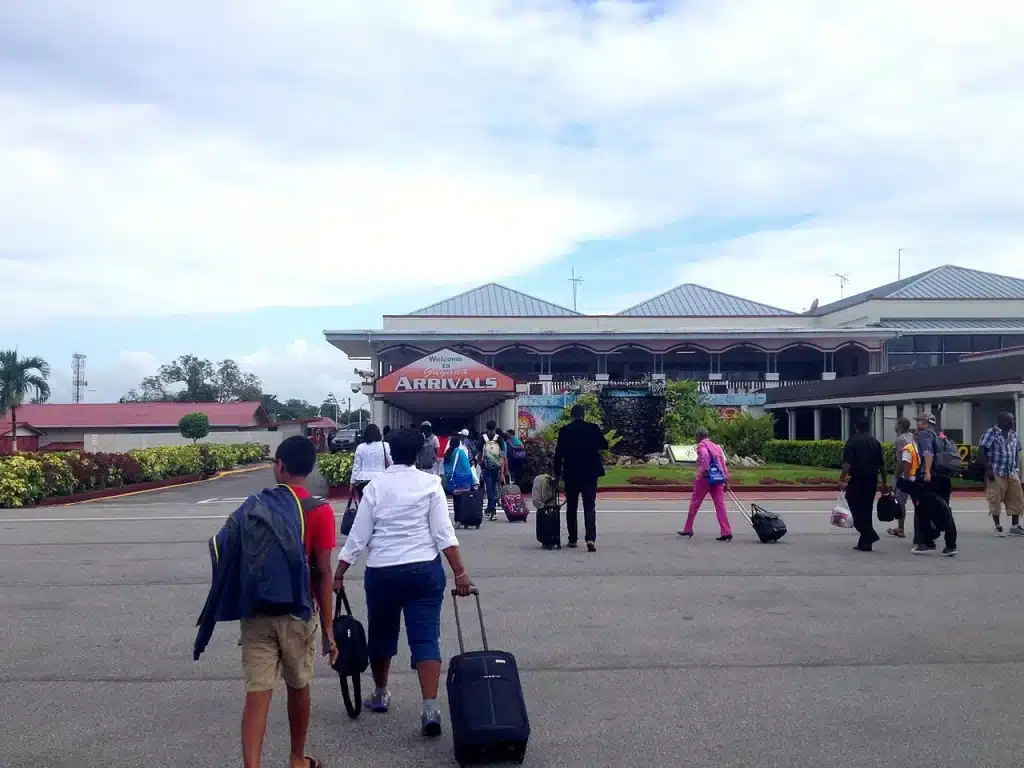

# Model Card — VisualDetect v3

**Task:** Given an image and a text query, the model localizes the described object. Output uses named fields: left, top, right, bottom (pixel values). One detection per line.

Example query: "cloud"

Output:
left=1, top=0, right=1023, bottom=321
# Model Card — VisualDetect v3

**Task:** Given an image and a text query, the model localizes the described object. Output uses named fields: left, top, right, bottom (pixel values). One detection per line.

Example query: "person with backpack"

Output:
left=193, top=436, right=338, bottom=768
left=479, top=421, right=506, bottom=519
left=506, top=428, right=526, bottom=485
left=416, top=421, right=441, bottom=475
left=678, top=427, right=733, bottom=542
left=914, top=412, right=958, bottom=554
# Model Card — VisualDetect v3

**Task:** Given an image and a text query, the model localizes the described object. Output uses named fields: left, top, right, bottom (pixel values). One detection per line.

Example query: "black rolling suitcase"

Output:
left=534, top=505, right=561, bottom=550
left=454, top=488, right=484, bottom=529
left=448, top=589, right=530, bottom=766
left=728, top=490, right=787, bottom=543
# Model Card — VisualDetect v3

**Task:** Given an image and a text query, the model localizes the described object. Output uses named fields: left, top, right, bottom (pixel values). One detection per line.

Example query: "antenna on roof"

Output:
left=72, top=354, right=88, bottom=404
left=569, top=268, right=583, bottom=312
left=833, top=273, right=850, bottom=298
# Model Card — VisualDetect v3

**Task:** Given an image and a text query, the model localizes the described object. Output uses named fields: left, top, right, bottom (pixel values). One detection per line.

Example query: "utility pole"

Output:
left=569, top=268, right=583, bottom=312
left=897, top=248, right=911, bottom=280
left=834, top=273, right=850, bottom=298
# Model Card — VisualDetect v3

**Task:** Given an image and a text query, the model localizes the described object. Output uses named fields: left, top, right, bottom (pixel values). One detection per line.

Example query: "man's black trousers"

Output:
left=564, top=478, right=598, bottom=544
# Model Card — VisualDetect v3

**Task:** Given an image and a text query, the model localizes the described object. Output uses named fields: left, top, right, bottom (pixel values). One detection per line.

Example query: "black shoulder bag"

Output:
left=331, top=587, right=369, bottom=719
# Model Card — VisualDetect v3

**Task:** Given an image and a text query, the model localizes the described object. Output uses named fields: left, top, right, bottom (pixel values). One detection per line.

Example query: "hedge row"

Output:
left=0, top=443, right=268, bottom=509
left=763, top=439, right=980, bottom=470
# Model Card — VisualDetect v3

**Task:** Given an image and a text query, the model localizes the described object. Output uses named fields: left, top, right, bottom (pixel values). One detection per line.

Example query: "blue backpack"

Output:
left=706, top=455, right=726, bottom=487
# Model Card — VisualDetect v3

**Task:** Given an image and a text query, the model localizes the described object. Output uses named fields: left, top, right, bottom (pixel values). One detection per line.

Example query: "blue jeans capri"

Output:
left=364, top=556, right=446, bottom=669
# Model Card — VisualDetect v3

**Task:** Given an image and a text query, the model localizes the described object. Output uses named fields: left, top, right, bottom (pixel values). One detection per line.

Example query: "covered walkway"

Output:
left=765, top=349, right=1024, bottom=444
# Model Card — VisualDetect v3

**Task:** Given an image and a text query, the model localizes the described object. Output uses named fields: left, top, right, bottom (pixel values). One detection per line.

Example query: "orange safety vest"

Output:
left=901, top=440, right=921, bottom=477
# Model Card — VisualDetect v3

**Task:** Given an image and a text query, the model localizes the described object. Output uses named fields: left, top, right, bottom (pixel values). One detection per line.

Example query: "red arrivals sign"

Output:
left=375, top=349, right=515, bottom=394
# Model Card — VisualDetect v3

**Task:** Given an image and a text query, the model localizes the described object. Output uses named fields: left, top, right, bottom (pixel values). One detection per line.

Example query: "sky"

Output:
left=2, top=0, right=1024, bottom=403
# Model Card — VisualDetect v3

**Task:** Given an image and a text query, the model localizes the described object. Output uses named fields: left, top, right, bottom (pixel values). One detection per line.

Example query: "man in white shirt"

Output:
left=334, top=428, right=473, bottom=738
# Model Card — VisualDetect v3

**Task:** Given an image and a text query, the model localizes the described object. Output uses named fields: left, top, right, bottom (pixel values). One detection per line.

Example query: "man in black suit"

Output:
left=553, top=404, right=608, bottom=552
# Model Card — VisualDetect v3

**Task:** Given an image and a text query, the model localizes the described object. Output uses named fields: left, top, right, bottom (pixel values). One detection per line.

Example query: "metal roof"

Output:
left=878, top=318, right=1024, bottom=332
left=8, top=402, right=269, bottom=429
left=765, top=353, right=1024, bottom=406
left=406, top=283, right=580, bottom=317
left=617, top=284, right=795, bottom=317
left=812, top=265, right=1024, bottom=315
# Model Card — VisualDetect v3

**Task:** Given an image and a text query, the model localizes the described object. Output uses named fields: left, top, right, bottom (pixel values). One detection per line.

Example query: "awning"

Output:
left=374, top=348, right=516, bottom=415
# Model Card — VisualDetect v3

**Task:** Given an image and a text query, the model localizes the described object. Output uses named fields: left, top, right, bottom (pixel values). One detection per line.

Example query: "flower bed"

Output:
left=0, top=443, right=268, bottom=508
left=317, top=451, right=354, bottom=497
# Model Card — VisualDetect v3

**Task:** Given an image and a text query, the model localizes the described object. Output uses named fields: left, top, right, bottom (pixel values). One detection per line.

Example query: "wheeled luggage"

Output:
left=331, top=587, right=368, bottom=719
left=454, top=488, right=484, bottom=529
left=500, top=483, right=529, bottom=522
left=728, top=490, right=787, bottom=543
left=534, top=505, right=561, bottom=549
left=447, top=589, right=530, bottom=766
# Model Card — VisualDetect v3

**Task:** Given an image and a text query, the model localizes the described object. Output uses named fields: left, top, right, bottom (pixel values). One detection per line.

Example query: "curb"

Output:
left=45, top=463, right=270, bottom=507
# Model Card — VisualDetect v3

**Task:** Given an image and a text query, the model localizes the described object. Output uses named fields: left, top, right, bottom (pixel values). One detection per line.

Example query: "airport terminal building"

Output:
left=325, top=265, right=1024, bottom=441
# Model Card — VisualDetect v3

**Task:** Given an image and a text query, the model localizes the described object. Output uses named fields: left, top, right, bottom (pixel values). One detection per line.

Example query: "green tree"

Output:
left=539, top=394, right=622, bottom=453
left=178, top=412, right=211, bottom=443
left=661, top=380, right=719, bottom=444
left=262, top=394, right=319, bottom=421
left=711, top=412, right=776, bottom=458
left=122, top=355, right=263, bottom=403
left=0, top=350, right=51, bottom=453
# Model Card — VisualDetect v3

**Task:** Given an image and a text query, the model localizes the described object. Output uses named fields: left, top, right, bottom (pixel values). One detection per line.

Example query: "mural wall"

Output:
left=517, top=394, right=577, bottom=437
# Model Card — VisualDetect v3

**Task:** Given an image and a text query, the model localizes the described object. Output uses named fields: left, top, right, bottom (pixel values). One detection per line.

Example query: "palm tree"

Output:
left=0, top=350, right=51, bottom=453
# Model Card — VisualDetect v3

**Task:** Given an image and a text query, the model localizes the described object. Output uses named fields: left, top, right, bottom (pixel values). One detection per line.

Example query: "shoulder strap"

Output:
left=277, top=485, right=307, bottom=543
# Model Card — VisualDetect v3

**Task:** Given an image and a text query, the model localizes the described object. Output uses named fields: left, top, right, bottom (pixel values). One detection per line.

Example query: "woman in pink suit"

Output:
left=678, top=428, right=733, bottom=541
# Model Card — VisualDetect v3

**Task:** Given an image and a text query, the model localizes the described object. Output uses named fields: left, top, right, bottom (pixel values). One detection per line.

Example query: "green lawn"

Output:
left=599, top=463, right=983, bottom=488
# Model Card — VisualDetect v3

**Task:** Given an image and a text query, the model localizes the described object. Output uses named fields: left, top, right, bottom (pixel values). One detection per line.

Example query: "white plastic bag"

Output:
left=830, top=492, right=854, bottom=529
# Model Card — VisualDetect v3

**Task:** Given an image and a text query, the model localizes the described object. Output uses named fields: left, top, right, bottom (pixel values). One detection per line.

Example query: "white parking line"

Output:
left=196, top=498, right=248, bottom=505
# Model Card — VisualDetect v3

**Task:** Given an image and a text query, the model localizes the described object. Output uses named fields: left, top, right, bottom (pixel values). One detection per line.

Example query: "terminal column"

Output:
left=813, top=408, right=822, bottom=441
left=787, top=409, right=797, bottom=440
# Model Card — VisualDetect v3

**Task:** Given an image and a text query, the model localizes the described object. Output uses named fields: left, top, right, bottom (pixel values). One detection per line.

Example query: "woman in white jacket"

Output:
left=350, top=423, right=392, bottom=498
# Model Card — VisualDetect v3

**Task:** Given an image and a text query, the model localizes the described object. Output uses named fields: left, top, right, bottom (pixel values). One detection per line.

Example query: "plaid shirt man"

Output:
left=980, top=426, right=1021, bottom=477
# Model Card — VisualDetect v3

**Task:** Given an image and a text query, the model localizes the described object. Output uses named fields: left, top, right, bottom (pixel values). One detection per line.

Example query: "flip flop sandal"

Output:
left=303, top=758, right=323, bottom=768
left=887, top=528, right=905, bottom=538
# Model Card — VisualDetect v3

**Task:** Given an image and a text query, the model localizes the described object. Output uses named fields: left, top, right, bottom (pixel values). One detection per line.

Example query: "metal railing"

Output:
left=519, top=377, right=821, bottom=396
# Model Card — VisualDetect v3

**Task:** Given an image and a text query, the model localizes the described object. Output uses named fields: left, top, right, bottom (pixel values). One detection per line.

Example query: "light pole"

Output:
left=327, top=392, right=340, bottom=424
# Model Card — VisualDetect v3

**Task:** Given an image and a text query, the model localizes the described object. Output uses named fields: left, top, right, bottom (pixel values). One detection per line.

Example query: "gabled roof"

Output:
left=406, top=283, right=580, bottom=317
left=5, top=402, right=271, bottom=429
left=812, top=265, right=1024, bottom=315
left=617, top=284, right=795, bottom=317
left=878, top=318, right=1024, bottom=332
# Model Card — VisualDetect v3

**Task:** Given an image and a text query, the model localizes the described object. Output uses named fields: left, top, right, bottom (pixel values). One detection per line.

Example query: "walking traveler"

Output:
left=886, top=417, right=913, bottom=539
left=980, top=411, right=1024, bottom=536
left=839, top=418, right=888, bottom=552
left=480, top=421, right=506, bottom=519
left=417, top=421, right=441, bottom=474
left=334, top=428, right=475, bottom=739
left=553, top=404, right=608, bottom=552
left=678, top=427, right=733, bottom=541
left=506, top=429, right=526, bottom=485
left=194, top=436, right=338, bottom=768
left=350, top=424, right=392, bottom=498
left=913, top=412, right=958, bottom=554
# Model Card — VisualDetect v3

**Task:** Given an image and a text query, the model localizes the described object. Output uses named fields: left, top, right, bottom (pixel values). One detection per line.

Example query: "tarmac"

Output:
left=2, top=469, right=1023, bottom=767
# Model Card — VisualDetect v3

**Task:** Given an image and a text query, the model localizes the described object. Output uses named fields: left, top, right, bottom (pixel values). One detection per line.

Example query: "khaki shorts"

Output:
left=985, top=475, right=1024, bottom=517
left=240, top=614, right=319, bottom=692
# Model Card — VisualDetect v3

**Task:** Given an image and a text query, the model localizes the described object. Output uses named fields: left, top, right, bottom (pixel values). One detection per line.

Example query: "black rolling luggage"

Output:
left=454, top=488, right=484, bottom=529
left=447, top=589, right=530, bottom=766
left=728, top=490, right=787, bottom=543
left=534, top=505, right=561, bottom=549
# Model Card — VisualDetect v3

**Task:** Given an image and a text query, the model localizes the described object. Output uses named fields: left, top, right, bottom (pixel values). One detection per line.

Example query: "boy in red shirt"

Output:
left=241, top=436, right=337, bottom=768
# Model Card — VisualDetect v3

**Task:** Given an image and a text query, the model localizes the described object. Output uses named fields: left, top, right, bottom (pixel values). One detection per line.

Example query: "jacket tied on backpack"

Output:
left=193, top=485, right=314, bottom=660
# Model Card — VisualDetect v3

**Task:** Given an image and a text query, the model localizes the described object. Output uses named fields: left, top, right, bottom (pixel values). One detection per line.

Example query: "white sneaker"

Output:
left=994, top=526, right=1006, bottom=537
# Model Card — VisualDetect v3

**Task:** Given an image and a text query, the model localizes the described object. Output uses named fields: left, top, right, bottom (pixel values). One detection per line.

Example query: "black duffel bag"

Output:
left=876, top=493, right=900, bottom=523
left=331, top=587, right=369, bottom=719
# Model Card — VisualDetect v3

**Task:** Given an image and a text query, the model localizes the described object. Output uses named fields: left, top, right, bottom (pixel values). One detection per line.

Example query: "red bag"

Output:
left=500, top=484, right=529, bottom=522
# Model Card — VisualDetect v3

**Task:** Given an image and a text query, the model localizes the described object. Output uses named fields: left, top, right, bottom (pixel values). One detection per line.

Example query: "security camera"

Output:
left=349, top=383, right=360, bottom=394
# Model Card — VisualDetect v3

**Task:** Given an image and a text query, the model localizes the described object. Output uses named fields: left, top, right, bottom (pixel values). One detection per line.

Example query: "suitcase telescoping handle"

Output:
left=450, top=587, right=488, bottom=655
left=727, top=489, right=753, bottom=524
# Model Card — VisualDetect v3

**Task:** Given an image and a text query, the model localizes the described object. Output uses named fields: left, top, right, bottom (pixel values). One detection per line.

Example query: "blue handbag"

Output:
left=706, top=455, right=726, bottom=486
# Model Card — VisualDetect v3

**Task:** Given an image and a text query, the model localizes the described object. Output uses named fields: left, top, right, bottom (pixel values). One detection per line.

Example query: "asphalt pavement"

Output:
left=2, top=470, right=1023, bottom=767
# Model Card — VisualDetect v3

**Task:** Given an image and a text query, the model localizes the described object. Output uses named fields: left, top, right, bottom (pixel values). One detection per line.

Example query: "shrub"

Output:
left=519, top=436, right=555, bottom=492
left=38, top=453, right=76, bottom=496
left=232, top=443, right=266, bottom=465
left=710, top=413, right=775, bottom=458
left=129, top=445, right=203, bottom=480
left=764, top=440, right=897, bottom=469
left=178, top=412, right=211, bottom=443
left=317, top=451, right=353, bottom=486
left=0, top=455, right=46, bottom=507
